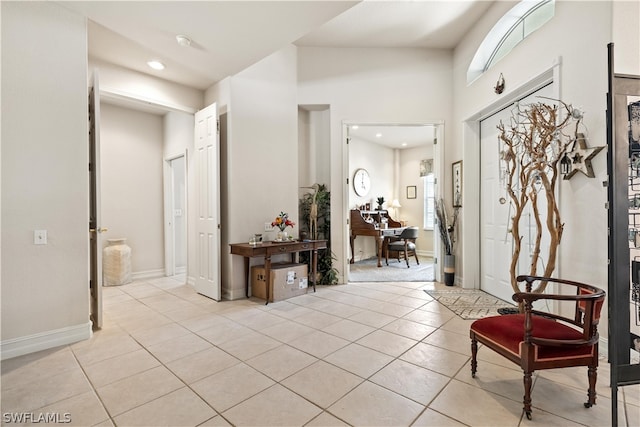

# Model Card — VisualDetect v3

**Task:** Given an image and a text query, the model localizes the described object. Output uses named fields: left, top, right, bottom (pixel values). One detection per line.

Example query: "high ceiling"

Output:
left=59, top=1, right=494, bottom=91
left=58, top=1, right=494, bottom=148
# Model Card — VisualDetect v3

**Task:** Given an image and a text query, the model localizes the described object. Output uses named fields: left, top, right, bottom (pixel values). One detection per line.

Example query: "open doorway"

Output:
left=345, top=123, right=439, bottom=282
left=99, top=91, right=194, bottom=284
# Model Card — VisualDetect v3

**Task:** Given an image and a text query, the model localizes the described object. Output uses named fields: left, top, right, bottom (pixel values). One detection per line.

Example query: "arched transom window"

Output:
left=467, top=0, right=555, bottom=84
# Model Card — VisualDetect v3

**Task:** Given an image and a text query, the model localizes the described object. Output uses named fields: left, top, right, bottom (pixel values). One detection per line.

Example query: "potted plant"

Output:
left=299, top=184, right=338, bottom=285
left=376, top=197, right=385, bottom=210
left=436, top=198, right=459, bottom=286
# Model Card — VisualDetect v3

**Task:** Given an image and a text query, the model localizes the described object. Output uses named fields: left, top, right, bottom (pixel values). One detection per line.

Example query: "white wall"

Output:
left=100, top=104, right=165, bottom=278
left=298, top=107, right=331, bottom=189
left=453, top=2, right=612, bottom=321
left=206, top=45, right=299, bottom=299
left=298, top=46, right=453, bottom=281
left=164, top=111, right=194, bottom=159
left=612, top=1, right=640, bottom=75
left=1, top=2, right=90, bottom=357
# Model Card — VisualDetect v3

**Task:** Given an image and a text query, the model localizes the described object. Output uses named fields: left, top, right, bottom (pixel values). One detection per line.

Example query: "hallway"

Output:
left=1, top=277, right=637, bottom=426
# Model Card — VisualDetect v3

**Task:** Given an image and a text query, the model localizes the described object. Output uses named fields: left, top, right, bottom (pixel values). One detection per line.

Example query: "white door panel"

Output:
left=480, top=84, right=554, bottom=302
left=194, top=103, right=220, bottom=300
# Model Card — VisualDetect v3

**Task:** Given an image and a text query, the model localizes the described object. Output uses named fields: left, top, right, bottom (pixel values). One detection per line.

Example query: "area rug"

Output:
left=424, top=288, right=514, bottom=320
left=349, top=257, right=434, bottom=282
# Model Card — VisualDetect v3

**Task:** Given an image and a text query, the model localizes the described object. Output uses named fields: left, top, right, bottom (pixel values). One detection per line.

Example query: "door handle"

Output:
left=90, top=227, right=108, bottom=233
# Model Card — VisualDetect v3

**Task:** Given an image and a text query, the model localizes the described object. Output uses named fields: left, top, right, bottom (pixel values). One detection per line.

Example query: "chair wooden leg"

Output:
left=584, top=364, right=597, bottom=408
left=523, top=371, right=533, bottom=420
left=414, top=252, right=419, bottom=265
left=404, top=248, right=410, bottom=267
left=471, top=336, right=478, bottom=378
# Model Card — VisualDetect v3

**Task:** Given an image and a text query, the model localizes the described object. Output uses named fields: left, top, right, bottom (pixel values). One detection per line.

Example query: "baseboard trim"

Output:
left=131, top=269, right=165, bottom=281
left=1, top=321, right=92, bottom=361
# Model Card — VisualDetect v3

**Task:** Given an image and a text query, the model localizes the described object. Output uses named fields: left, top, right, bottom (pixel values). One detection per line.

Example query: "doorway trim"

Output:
left=163, top=152, right=188, bottom=277
left=462, top=59, right=561, bottom=290
left=341, top=120, right=445, bottom=283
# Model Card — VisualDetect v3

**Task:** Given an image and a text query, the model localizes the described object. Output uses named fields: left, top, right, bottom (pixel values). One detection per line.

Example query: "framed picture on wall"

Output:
left=452, top=160, right=462, bottom=207
left=406, top=186, right=417, bottom=199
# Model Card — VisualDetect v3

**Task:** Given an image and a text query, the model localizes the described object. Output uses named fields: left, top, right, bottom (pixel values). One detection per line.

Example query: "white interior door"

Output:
left=480, top=84, right=554, bottom=302
left=194, top=102, right=220, bottom=300
left=164, top=153, right=187, bottom=277
left=172, top=156, right=187, bottom=274
left=89, top=71, right=103, bottom=328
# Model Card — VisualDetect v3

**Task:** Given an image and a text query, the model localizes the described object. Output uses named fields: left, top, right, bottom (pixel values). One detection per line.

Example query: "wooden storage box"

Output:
left=251, top=263, right=308, bottom=302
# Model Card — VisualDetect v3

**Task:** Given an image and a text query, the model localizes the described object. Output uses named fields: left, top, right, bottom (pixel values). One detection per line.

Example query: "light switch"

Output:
left=264, top=222, right=274, bottom=231
left=34, top=230, right=47, bottom=245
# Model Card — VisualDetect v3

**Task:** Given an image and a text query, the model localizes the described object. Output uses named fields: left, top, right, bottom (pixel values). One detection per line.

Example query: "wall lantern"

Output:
left=560, top=152, right=572, bottom=176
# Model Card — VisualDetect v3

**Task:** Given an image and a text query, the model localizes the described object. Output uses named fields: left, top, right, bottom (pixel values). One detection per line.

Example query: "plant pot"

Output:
left=444, top=254, right=455, bottom=286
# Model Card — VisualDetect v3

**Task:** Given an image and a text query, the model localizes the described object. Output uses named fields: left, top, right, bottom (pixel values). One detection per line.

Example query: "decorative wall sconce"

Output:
left=494, top=73, right=505, bottom=94
left=560, top=152, right=572, bottom=175
left=561, top=133, right=605, bottom=180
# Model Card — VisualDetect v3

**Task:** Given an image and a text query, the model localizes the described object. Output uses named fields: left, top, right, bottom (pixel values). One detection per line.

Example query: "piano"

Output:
left=350, top=209, right=404, bottom=267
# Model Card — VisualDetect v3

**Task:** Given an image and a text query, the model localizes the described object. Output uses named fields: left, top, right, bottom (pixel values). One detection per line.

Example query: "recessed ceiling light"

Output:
left=376, top=133, right=382, bottom=138
left=147, top=60, right=165, bottom=70
left=402, top=142, right=408, bottom=147
left=176, top=35, right=192, bottom=47
left=351, top=125, right=359, bottom=130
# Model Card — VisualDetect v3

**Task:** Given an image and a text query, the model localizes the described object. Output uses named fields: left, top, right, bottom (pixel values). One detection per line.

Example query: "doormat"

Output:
left=424, top=288, right=514, bottom=320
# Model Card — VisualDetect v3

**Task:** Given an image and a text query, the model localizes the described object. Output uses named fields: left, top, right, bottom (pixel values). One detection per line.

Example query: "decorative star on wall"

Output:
left=563, top=133, right=604, bottom=180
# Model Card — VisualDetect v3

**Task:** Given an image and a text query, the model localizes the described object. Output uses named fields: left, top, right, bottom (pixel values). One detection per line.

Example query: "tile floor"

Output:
left=2, top=276, right=639, bottom=426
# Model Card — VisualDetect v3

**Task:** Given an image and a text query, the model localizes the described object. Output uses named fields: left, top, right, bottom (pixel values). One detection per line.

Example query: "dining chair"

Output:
left=385, top=226, right=419, bottom=267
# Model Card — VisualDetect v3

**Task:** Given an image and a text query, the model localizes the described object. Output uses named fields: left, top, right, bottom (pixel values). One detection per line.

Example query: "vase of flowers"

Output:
left=272, top=211, right=295, bottom=241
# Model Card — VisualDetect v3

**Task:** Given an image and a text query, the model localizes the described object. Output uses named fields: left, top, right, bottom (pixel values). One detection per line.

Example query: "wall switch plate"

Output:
left=34, top=230, right=47, bottom=245
left=264, top=222, right=274, bottom=231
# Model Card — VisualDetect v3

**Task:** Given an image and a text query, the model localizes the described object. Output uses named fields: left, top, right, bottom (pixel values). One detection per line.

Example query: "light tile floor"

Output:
left=2, top=276, right=639, bottom=426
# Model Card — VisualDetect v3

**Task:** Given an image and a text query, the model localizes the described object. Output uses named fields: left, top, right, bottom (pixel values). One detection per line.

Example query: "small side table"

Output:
left=229, top=239, right=327, bottom=304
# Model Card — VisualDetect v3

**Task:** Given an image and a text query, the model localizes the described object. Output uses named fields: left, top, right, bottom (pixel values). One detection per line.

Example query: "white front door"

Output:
left=89, top=71, right=103, bottom=328
left=194, top=103, right=220, bottom=300
left=480, top=84, right=554, bottom=302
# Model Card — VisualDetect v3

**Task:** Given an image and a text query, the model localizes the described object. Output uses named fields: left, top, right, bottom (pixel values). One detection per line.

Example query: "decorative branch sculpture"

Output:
left=497, top=99, right=583, bottom=296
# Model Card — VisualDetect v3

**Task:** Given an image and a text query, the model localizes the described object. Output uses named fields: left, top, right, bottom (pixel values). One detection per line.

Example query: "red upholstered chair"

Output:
left=469, top=275, right=605, bottom=420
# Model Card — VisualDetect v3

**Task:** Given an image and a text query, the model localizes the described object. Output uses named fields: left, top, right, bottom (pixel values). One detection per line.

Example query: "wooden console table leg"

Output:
left=376, top=235, right=384, bottom=267
left=264, top=255, right=271, bottom=305
left=311, top=248, right=318, bottom=292
left=244, top=257, right=250, bottom=298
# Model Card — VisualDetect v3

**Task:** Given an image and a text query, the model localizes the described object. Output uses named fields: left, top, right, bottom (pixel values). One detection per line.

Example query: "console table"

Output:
left=229, top=239, right=327, bottom=303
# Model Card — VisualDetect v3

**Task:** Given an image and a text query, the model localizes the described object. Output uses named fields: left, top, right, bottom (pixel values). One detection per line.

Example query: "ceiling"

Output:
left=58, top=0, right=494, bottom=148
left=59, top=0, right=494, bottom=91
left=348, top=124, right=436, bottom=150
